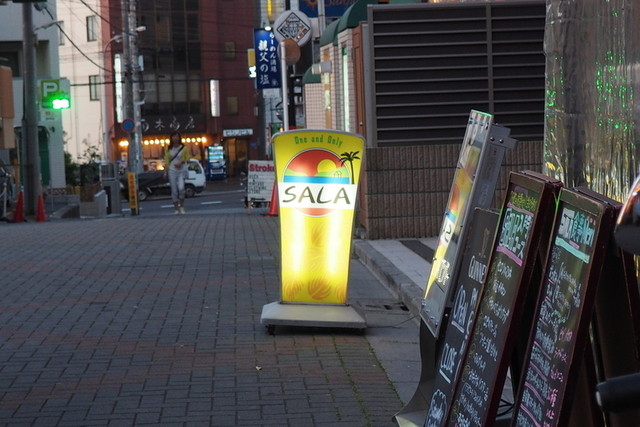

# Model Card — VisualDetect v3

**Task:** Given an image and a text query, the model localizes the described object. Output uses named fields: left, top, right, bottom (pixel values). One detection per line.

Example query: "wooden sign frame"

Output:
left=510, top=187, right=618, bottom=426
left=446, top=171, right=562, bottom=426
left=573, top=188, right=640, bottom=426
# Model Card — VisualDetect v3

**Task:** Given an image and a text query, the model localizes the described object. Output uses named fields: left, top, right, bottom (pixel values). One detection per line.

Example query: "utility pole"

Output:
left=121, top=0, right=142, bottom=174
left=121, top=0, right=143, bottom=214
left=101, top=35, right=123, bottom=162
left=22, top=2, right=41, bottom=217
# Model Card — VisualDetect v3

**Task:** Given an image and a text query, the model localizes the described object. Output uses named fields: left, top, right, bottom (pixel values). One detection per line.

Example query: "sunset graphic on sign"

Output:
left=283, top=149, right=351, bottom=216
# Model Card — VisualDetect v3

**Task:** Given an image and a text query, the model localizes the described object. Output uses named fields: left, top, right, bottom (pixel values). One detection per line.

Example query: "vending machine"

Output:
left=205, top=145, right=227, bottom=180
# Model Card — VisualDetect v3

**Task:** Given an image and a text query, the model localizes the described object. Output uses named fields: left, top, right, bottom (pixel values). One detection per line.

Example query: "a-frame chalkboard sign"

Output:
left=445, top=171, right=562, bottom=426
left=396, top=111, right=516, bottom=427
left=424, top=208, right=499, bottom=427
left=510, top=188, right=619, bottom=426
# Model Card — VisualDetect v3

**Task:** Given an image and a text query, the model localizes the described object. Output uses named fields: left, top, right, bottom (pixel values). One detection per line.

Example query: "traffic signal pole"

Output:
left=22, top=2, right=41, bottom=217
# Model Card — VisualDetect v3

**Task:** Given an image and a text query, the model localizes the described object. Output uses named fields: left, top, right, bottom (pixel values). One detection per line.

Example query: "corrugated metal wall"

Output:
left=356, top=1, right=546, bottom=238
left=367, top=1, right=546, bottom=146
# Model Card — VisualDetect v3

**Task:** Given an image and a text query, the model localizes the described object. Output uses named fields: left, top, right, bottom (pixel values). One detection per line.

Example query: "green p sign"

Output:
left=41, top=78, right=71, bottom=110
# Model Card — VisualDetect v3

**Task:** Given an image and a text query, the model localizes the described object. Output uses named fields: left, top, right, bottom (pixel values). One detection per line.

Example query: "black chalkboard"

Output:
left=425, top=208, right=499, bottom=427
left=446, top=171, right=562, bottom=426
left=511, top=188, right=618, bottom=427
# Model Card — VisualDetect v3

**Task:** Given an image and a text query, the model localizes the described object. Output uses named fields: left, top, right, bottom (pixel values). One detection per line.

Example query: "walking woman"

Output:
left=163, top=131, right=190, bottom=214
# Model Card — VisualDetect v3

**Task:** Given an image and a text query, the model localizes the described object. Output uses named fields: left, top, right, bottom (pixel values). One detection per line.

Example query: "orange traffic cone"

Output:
left=263, top=182, right=279, bottom=217
left=12, top=190, right=25, bottom=223
left=36, top=194, right=47, bottom=222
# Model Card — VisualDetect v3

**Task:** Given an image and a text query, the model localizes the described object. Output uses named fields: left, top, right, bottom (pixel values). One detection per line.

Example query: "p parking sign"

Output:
left=40, top=78, right=71, bottom=110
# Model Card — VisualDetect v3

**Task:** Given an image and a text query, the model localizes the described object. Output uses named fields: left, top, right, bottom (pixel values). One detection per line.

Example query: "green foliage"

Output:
left=64, top=151, right=79, bottom=187
left=64, top=140, right=102, bottom=187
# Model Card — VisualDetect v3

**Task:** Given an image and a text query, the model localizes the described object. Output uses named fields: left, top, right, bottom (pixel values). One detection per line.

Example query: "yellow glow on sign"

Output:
left=274, top=130, right=364, bottom=305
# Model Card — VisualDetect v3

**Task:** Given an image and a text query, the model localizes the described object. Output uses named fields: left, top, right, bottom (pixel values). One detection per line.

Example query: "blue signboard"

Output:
left=253, top=29, right=281, bottom=90
left=299, top=0, right=357, bottom=18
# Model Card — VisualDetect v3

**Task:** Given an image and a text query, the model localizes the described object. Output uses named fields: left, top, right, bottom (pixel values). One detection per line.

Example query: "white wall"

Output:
left=57, top=0, right=105, bottom=164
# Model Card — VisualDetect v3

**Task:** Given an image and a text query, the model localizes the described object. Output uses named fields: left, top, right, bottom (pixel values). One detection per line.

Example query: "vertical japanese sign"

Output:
left=253, top=29, right=281, bottom=90
left=273, top=129, right=364, bottom=304
left=127, top=172, right=139, bottom=214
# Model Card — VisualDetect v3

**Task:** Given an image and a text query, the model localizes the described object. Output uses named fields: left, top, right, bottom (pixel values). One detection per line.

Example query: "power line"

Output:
left=38, top=2, right=107, bottom=72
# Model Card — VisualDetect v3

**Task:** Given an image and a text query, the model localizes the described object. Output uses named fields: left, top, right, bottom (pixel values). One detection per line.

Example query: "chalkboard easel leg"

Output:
left=394, top=320, right=440, bottom=426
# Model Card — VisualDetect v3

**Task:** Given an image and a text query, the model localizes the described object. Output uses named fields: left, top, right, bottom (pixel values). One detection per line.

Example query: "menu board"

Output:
left=446, top=171, right=562, bottom=426
left=425, top=208, right=498, bottom=427
left=512, top=188, right=617, bottom=427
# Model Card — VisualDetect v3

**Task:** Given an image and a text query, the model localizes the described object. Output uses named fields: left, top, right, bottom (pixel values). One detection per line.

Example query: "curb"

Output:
left=353, top=240, right=425, bottom=317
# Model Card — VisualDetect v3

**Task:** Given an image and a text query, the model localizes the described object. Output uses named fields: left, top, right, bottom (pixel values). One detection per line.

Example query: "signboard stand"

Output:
left=509, top=187, right=620, bottom=426
left=260, top=129, right=366, bottom=334
left=261, top=302, right=365, bottom=334
left=408, top=181, right=640, bottom=426
left=423, top=208, right=500, bottom=427
left=396, top=111, right=516, bottom=425
left=445, top=171, right=562, bottom=426
left=246, top=160, right=275, bottom=209
left=421, top=111, right=517, bottom=336
left=590, top=226, right=640, bottom=426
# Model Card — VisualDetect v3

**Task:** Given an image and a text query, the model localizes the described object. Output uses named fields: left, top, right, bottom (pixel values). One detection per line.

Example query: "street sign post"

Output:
left=272, top=10, right=312, bottom=131
left=273, top=10, right=312, bottom=46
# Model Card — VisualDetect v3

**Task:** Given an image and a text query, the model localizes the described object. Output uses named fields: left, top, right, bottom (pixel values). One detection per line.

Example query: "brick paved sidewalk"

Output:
left=0, top=214, right=412, bottom=426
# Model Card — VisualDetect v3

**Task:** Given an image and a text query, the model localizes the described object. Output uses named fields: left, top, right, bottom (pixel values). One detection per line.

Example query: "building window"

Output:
left=0, top=51, right=20, bottom=75
left=59, top=21, right=66, bottom=45
left=227, top=96, right=238, bottom=115
left=89, top=75, right=100, bottom=101
left=86, top=16, right=98, bottom=42
left=224, top=41, right=235, bottom=59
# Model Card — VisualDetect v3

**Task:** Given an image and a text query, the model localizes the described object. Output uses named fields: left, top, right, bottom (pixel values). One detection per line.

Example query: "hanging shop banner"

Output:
left=272, top=129, right=364, bottom=304
left=253, top=28, right=281, bottom=90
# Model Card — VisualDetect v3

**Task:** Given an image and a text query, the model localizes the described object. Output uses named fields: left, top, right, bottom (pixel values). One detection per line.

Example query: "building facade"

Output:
left=0, top=1, right=66, bottom=191
left=103, top=0, right=262, bottom=177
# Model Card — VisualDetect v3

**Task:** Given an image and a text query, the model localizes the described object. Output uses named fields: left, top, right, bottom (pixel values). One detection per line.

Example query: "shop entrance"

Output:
left=224, top=138, right=248, bottom=177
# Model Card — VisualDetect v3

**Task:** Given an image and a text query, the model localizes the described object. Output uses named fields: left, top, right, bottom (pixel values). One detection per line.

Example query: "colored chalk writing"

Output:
left=512, top=189, right=616, bottom=426
left=446, top=172, right=561, bottom=426
left=425, top=209, right=498, bottom=427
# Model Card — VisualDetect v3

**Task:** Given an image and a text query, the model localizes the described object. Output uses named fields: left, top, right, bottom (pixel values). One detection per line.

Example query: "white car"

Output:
left=183, top=159, right=206, bottom=197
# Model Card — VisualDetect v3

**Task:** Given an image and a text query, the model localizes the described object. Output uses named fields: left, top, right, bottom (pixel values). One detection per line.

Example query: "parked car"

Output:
left=121, top=159, right=206, bottom=201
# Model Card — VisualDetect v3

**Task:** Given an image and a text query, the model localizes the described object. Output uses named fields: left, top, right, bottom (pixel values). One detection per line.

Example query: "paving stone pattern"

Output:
left=0, top=214, right=406, bottom=426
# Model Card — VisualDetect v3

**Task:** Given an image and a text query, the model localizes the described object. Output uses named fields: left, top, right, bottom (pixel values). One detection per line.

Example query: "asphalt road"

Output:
left=122, top=177, right=258, bottom=216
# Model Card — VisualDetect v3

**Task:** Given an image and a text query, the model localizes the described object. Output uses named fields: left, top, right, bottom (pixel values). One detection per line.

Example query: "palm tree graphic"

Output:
left=339, top=151, right=360, bottom=184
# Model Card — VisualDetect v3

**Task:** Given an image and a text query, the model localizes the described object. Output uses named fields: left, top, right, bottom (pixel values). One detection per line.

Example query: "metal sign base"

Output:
left=260, top=301, right=366, bottom=333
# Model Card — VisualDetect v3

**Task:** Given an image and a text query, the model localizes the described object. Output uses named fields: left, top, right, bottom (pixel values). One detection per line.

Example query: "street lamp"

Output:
left=101, top=34, right=122, bottom=162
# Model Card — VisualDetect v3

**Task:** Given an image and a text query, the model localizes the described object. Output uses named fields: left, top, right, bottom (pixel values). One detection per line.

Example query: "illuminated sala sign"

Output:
left=273, top=130, right=364, bottom=304
left=280, top=158, right=356, bottom=214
